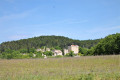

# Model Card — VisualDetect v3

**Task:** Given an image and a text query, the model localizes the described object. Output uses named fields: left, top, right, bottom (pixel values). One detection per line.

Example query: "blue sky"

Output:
left=0, top=0, right=120, bottom=43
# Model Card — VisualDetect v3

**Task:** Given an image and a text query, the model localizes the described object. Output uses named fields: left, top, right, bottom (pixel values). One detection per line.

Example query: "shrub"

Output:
left=65, top=51, right=74, bottom=57
left=43, top=51, right=53, bottom=56
left=28, top=52, right=33, bottom=58
left=35, top=52, right=43, bottom=58
left=78, top=53, right=83, bottom=56
left=19, top=49, right=27, bottom=53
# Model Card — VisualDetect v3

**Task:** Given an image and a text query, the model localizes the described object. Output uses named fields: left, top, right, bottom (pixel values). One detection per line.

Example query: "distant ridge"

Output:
left=0, top=36, right=100, bottom=52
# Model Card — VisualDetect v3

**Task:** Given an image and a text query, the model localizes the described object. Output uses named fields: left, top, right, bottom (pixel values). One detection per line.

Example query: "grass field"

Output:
left=0, top=55, right=120, bottom=80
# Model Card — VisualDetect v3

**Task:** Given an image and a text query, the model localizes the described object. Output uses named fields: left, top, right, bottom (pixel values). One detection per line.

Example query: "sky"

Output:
left=0, top=0, right=120, bottom=43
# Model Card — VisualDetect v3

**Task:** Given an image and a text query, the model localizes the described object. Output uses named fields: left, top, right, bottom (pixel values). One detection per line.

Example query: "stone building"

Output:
left=64, top=49, right=69, bottom=55
left=52, top=50, right=63, bottom=56
left=36, top=49, right=45, bottom=52
left=68, top=45, right=79, bottom=54
left=36, top=47, right=50, bottom=52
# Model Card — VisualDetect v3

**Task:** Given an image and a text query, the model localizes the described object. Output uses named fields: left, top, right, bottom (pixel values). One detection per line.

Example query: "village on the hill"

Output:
left=35, top=45, right=79, bottom=58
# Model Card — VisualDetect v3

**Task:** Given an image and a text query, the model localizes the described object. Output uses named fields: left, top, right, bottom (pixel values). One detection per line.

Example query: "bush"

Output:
left=78, top=53, right=83, bottom=56
left=87, top=47, right=94, bottom=56
left=35, top=52, right=43, bottom=58
left=19, top=49, right=27, bottom=53
left=79, top=47, right=88, bottom=56
left=69, top=51, right=74, bottom=57
left=43, top=51, right=53, bottom=56
left=65, top=51, right=74, bottom=57
left=1, top=50, right=24, bottom=59
left=0, top=54, right=2, bottom=58
left=28, top=52, right=33, bottom=58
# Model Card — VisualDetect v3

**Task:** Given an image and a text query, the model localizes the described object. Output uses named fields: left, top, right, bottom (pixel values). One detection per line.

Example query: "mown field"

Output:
left=0, top=55, right=120, bottom=80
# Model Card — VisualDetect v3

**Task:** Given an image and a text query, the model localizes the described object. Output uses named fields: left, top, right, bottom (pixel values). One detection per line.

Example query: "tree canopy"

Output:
left=0, top=36, right=100, bottom=53
left=0, top=33, right=120, bottom=59
left=93, top=33, right=120, bottom=55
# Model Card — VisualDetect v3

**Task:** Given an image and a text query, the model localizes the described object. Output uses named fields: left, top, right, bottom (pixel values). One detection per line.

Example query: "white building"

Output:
left=33, top=54, right=36, bottom=57
left=36, top=49, right=41, bottom=52
left=52, top=50, right=63, bottom=56
left=36, top=47, right=50, bottom=52
left=68, top=45, right=79, bottom=54
left=36, top=49, right=45, bottom=52
left=64, top=49, right=69, bottom=55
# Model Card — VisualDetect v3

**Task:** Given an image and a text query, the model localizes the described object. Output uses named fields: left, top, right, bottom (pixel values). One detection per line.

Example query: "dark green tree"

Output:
left=93, top=33, right=120, bottom=55
left=43, top=51, right=53, bottom=56
left=0, top=36, right=100, bottom=53
left=69, top=51, right=74, bottom=57
left=79, top=47, right=88, bottom=56
left=35, top=51, right=43, bottom=58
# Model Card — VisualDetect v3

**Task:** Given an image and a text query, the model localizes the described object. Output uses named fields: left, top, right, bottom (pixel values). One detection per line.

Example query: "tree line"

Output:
left=0, top=33, right=120, bottom=59
left=0, top=36, right=100, bottom=53
left=79, top=33, right=120, bottom=55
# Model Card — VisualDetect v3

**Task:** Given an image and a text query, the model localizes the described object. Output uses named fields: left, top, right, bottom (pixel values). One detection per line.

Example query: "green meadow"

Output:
left=0, top=55, right=120, bottom=80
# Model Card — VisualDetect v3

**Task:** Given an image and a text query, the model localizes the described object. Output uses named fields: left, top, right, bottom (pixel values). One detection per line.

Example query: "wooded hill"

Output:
left=0, top=36, right=100, bottom=53
left=0, top=33, right=120, bottom=58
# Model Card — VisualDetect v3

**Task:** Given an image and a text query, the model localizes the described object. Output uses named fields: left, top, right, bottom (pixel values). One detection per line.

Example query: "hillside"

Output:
left=0, top=36, right=100, bottom=53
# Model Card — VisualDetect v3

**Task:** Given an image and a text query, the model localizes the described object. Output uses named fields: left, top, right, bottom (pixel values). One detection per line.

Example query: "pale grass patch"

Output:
left=0, top=55, right=120, bottom=80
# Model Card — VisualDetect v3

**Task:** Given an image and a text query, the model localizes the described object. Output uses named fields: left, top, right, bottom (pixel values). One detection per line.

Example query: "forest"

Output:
left=0, top=36, right=100, bottom=52
left=0, top=33, right=120, bottom=59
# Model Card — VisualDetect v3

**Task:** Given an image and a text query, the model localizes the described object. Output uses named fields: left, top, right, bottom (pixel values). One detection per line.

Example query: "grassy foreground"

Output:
left=0, top=55, right=120, bottom=80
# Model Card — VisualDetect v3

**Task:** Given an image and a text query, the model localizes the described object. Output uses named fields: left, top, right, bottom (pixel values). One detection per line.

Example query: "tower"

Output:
left=68, top=45, right=79, bottom=54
